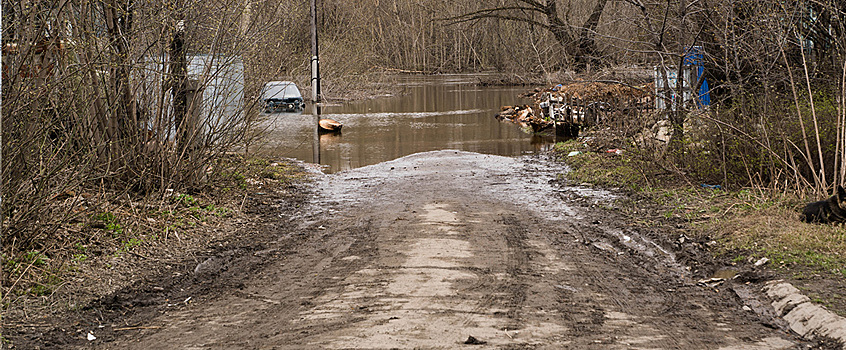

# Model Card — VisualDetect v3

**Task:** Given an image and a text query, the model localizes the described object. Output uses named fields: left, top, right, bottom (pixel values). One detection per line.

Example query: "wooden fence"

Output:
left=539, top=91, right=657, bottom=137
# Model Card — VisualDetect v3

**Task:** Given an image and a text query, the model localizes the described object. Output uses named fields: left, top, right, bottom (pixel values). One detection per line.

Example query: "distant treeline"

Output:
left=258, top=0, right=650, bottom=76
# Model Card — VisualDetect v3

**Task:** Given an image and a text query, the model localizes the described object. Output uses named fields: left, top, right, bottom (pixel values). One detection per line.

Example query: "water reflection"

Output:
left=259, top=75, right=557, bottom=173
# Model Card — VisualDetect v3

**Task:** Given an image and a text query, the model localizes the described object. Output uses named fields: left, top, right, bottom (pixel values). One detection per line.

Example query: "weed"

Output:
left=120, top=238, right=142, bottom=252
left=555, top=137, right=846, bottom=313
left=91, top=212, right=123, bottom=236
left=189, top=206, right=205, bottom=221
left=107, top=223, right=123, bottom=236
left=71, top=254, right=88, bottom=264
left=261, top=170, right=281, bottom=180
left=706, top=204, right=846, bottom=278
left=175, top=193, right=197, bottom=207
left=23, top=250, right=48, bottom=266
left=205, top=204, right=230, bottom=217
left=114, top=238, right=143, bottom=257
left=30, top=274, right=61, bottom=296
left=91, top=212, right=116, bottom=223
left=247, top=158, right=270, bottom=166
left=3, top=254, right=18, bottom=272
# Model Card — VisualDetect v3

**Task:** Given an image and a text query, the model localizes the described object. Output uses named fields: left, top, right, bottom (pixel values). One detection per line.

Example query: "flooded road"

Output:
left=65, top=76, right=818, bottom=350
left=96, top=152, right=810, bottom=350
left=259, top=75, right=554, bottom=173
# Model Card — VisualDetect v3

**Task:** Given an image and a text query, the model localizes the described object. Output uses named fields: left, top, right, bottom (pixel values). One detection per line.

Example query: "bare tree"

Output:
left=445, top=0, right=613, bottom=69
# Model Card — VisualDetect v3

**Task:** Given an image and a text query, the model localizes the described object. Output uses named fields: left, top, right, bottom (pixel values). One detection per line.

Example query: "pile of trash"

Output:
left=536, top=81, right=654, bottom=102
left=496, top=81, right=656, bottom=135
left=494, top=105, right=550, bottom=132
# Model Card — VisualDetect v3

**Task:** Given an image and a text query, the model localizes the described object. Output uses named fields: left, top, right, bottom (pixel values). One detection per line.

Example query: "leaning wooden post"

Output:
left=310, top=0, right=321, bottom=164
left=184, top=79, right=203, bottom=183
left=184, top=79, right=202, bottom=152
left=170, top=20, right=188, bottom=155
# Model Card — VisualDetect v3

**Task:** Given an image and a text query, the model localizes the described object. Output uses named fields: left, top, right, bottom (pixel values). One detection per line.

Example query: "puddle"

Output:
left=556, top=186, right=618, bottom=204
left=711, top=269, right=739, bottom=280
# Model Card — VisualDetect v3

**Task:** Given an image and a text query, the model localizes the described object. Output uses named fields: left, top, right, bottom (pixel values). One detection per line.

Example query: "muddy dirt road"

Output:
left=88, top=151, right=810, bottom=349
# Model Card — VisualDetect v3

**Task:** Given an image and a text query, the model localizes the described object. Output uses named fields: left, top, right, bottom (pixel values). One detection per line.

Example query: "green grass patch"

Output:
left=91, top=211, right=123, bottom=236
left=553, top=140, right=643, bottom=189
left=707, top=206, right=846, bottom=277
left=555, top=137, right=846, bottom=314
left=174, top=193, right=197, bottom=207
left=118, top=237, right=143, bottom=253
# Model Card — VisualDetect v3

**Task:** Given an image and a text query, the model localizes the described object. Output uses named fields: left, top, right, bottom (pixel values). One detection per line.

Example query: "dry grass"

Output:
left=554, top=138, right=846, bottom=315
left=705, top=204, right=846, bottom=276
left=701, top=201, right=846, bottom=316
left=553, top=138, right=683, bottom=191
left=1, top=155, right=311, bottom=314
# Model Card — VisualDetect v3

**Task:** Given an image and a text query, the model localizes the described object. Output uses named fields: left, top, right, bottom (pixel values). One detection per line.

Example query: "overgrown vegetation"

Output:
left=0, top=154, right=306, bottom=311
left=0, top=0, right=321, bottom=311
left=555, top=138, right=846, bottom=316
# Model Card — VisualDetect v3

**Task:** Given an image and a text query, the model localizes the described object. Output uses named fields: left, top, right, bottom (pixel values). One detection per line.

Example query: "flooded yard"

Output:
left=259, top=75, right=555, bottom=173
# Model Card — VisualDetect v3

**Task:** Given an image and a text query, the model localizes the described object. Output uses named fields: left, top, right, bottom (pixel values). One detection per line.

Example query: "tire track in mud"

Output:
left=282, top=151, right=808, bottom=349
left=287, top=202, right=561, bottom=349
left=90, top=151, right=815, bottom=349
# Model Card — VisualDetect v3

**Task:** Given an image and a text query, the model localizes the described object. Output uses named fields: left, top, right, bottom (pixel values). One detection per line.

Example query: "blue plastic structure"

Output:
left=683, top=46, right=711, bottom=107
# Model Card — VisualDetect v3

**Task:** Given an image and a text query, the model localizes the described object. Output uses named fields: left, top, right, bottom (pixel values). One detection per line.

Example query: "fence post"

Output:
left=556, top=95, right=567, bottom=137
left=184, top=79, right=203, bottom=150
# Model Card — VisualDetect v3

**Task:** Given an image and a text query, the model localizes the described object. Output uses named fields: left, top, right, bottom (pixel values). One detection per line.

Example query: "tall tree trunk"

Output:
left=170, top=20, right=188, bottom=155
left=576, top=0, right=609, bottom=69
left=541, top=0, right=573, bottom=47
left=540, top=0, right=608, bottom=69
left=104, top=0, right=138, bottom=167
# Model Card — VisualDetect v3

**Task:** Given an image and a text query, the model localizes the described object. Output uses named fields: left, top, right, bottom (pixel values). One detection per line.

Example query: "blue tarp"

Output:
left=683, top=46, right=711, bottom=107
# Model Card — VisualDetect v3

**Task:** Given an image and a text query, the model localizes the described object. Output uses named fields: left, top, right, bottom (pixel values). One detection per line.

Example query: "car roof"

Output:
left=262, top=81, right=302, bottom=99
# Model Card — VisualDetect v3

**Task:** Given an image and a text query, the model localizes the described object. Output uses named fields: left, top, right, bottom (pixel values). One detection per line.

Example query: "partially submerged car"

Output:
left=261, top=81, right=304, bottom=113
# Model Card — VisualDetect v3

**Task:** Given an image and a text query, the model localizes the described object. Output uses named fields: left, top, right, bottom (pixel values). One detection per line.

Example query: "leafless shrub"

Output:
left=0, top=0, right=285, bottom=261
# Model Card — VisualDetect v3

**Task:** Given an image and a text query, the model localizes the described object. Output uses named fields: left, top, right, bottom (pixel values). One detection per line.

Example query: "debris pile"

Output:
left=542, top=81, right=654, bottom=103
left=495, top=105, right=550, bottom=132
left=496, top=81, right=656, bottom=136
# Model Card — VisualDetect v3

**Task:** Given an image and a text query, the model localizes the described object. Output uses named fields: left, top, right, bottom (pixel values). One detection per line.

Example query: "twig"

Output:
left=722, top=203, right=740, bottom=217
left=3, top=323, right=50, bottom=328
left=239, top=193, right=248, bottom=212
left=114, top=326, right=162, bottom=331
left=0, top=260, right=37, bottom=305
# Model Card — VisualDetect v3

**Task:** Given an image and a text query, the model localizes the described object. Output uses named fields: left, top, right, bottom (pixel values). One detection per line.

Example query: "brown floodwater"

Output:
left=259, top=75, right=556, bottom=173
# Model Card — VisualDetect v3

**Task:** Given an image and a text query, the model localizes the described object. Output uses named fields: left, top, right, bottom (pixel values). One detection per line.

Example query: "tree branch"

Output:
left=440, top=6, right=545, bottom=23
left=447, top=13, right=552, bottom=30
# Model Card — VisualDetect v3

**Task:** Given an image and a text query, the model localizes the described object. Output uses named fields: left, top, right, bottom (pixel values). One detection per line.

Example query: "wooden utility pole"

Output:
left=310, top=0, right=320, bottom=103
left=310, top=0, right=321, bottom=164
left=1, top=0, right=4, bottom=262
